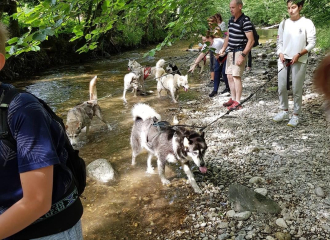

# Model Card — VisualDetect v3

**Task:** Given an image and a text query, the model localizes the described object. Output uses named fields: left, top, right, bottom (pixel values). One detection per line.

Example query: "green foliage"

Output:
left=1, top=0, right=329, bottom=58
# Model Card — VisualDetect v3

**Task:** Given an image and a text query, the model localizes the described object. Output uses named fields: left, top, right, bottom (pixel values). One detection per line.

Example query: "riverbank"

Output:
left=155, top=43, right=329, bottom=240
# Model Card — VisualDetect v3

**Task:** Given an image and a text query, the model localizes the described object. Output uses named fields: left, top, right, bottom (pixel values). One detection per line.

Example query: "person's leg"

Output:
left=222, top=60, right=230, bottom=90
left=291, top=62, right=307, bottom=115
left=277, top=59, right=289, bottom=111
left=212, top=58, right=221, bottom=93
left=209, top=51, right=214, bottom=82
left=273, top=59, right=290, bottom=122
left=233, top=76, right=242, bottom=102
left=31, top=220, right=83, bottom=240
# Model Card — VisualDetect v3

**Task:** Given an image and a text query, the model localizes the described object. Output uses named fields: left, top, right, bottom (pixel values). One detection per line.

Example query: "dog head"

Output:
left=183, top=131, right=208, bottom=173
left=177, top=75, right=189, bottom=92
left=166, top=63, right=181, bottom=75
left=128, top=59, right=141, bottom=71
left=66, top=121, right=83, bottom=148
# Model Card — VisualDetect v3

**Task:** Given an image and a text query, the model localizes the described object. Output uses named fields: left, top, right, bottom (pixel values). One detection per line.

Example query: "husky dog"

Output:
left=130, top=103, right=207, bottom=193
left=166, top=63, right=182, bottom=75
left=128, top=59, right=166, bottom=79
left=122, top=70, right=142, bottom=103
left=157, top=74, right=189, bottom=103
left=66, top=76, right=111, bottom=147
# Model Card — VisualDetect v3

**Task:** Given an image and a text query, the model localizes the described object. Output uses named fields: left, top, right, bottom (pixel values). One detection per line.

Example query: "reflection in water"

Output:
left=17, top=30, right=276, bottom=239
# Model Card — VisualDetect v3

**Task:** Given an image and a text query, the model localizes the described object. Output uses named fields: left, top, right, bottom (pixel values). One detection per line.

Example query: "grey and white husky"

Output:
left=66, top=76, right=111, bottom=147
left=130, top=103, right=207, bottom=193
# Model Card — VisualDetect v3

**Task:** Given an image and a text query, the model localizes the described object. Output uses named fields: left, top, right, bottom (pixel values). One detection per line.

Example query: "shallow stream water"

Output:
left=12, top=29, right=277, bottom=239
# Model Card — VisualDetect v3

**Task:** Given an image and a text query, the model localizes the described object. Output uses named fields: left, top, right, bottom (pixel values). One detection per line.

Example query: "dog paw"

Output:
left=161, top=179, right=171, bottom=185
left=194, top=187, right=202, bottom=194
left=107, top=124, right=112, bottom=131
left=146, top=168, right=155, bottom=174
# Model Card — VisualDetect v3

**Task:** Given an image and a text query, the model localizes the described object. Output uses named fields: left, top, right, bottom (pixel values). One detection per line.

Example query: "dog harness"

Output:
left=144, top=67, right=151, bottom=80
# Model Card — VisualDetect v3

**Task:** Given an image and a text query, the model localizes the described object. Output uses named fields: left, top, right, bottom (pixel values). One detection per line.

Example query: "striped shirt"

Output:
left=227, top=13, right=253, bottom=50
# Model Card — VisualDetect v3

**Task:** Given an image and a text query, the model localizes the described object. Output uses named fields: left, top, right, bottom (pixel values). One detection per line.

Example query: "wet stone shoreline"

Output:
left=156, top=43, right=329, bottom=240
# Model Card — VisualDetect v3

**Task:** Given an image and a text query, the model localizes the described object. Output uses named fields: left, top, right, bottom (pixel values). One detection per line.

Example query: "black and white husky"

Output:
left=130, top=103, right=208, bottom=193
left=166, top=63, right=182, bottom=75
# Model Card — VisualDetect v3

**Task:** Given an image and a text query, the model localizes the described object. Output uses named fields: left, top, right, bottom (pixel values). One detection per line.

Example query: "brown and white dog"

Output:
left=130, top=103, right=207, bottom=193
left=66, top=76, right=111, bottom=147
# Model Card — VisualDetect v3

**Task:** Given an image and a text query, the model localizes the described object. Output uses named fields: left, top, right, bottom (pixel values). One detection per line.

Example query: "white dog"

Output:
left=157, top=74, right=189, bottom=103
left=122, top=70, right=142, bottom=103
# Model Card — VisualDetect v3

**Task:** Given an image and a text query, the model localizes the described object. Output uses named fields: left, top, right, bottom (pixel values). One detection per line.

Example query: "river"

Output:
left=11, top=28, right=278, bottom=240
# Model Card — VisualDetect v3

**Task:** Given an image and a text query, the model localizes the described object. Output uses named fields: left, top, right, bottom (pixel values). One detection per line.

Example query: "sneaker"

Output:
left=209, top=91, right=217, bottom=97
left=273, top=111, right=289, bottom=122
left=228, top=101, right=242, bottom=110
left=220, top=88, right=230, bottom=95
left=223, top=98, right=234, bottom=107
left=207, top=80, right=214, bottom=87
left=287, top=115, right=299, bottom=127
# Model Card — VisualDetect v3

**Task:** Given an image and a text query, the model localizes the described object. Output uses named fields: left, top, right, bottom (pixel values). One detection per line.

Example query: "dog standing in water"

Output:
left=130, top=103, right=207, bottom=193
left=66, top=76, right=111, bottom=147
left=157, top=74, right=189, bottom=103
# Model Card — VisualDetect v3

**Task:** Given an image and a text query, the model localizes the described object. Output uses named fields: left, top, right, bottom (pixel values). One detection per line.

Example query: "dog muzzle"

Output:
left=183, top=86, right=189, bottom=92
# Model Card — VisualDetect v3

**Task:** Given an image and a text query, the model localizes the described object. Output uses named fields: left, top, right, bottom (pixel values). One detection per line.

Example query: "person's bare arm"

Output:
left=188, top=52, right=207, bottom=73
left=0, top=166, right=53, bottom=239
left=219, top=34, right=229, bottom=55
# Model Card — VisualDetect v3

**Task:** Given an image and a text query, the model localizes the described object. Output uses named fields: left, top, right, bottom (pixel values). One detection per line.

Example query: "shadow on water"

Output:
left=14, top=30, right=276, bottom=239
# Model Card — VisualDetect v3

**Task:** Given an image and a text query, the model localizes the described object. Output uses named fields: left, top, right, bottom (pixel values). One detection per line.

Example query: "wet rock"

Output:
left=275, top=232, right=291, bottom=240
left=86, top=158, right=115, bottom=183
left=229, top=184, right=281, bottom=214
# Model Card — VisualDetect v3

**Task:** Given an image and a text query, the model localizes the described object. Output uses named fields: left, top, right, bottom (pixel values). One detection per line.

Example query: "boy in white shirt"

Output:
left=273, top=0, right=316, bottom=127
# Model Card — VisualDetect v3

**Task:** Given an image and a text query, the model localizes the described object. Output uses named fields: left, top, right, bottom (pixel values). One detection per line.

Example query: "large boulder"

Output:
left=228, top=183, right=281, bottom=214
left=87, top=159, right=116, bottom=183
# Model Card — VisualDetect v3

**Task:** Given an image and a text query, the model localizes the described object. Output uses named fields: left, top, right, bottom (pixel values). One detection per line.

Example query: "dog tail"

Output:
left=155, top=67, right=165, bottom=80
left=132, top=103, right=161, bottom=122
left=89, top=76, right=98, bottom=101
left=156, top=59, right=166, bottom=68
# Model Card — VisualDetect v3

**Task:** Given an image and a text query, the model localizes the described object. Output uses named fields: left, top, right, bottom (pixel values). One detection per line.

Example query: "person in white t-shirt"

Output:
left=273, top=0, right=316, bottom=127
left=188, top=32, right=225, bottom=96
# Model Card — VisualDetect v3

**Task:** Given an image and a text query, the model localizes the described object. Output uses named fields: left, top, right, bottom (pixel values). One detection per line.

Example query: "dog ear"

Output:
left=183, top=137, right=190, bottom=148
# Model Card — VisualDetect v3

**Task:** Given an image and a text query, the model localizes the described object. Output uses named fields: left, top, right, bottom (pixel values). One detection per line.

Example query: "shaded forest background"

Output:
left=0, top=0, right=329, bottom=80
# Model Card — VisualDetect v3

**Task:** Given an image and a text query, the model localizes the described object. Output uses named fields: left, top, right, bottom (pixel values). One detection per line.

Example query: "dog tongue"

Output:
left=199, top=167, right=207, bottom=174
left=184, top=87, right=188, bottom=92
left=128, top=68, right=130, bottom=71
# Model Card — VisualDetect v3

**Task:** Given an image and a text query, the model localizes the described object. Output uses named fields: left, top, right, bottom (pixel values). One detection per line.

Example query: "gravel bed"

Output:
left=158, top=42, right=329, bottom=240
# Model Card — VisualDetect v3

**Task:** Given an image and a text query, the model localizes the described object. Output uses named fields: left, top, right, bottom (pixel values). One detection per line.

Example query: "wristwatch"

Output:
left=241, top=52, right=246, bottom=57
left=298, top=53, right=302, bottom=57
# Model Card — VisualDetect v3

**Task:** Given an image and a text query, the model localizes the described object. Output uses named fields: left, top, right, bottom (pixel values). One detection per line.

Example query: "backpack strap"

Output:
left=0, top=88, right=24, bottom=151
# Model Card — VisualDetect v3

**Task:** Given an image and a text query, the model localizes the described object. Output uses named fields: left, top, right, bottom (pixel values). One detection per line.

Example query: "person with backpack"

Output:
left=219, top=0, right=255, bottom=110
left=273, top=0, right=316, bottom=127
left=0, top=23, right=84, bottom=240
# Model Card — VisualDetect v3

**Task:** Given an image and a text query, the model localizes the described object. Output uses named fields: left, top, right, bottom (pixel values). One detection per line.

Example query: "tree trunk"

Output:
left=8, top=0, right=19, bottom=37
left=0, top=0, right=19, bottom=37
